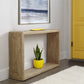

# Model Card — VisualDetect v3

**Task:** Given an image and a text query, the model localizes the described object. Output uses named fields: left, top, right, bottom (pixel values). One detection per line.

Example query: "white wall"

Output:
left=0, top=0, right=70, bottom=81
left=62, top=0, right=71, bottom=59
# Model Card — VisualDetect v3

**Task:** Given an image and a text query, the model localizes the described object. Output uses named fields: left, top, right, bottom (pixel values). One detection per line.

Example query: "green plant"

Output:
left=33, top=44, right=43, bottom=60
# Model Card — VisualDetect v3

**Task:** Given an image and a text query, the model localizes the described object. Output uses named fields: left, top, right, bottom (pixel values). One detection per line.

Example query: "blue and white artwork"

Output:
left=20, top=0, right=49, bottom=24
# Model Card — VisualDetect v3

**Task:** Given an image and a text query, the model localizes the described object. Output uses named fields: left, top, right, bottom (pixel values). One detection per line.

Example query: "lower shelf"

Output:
left=24, top=63, right=59, bottom=80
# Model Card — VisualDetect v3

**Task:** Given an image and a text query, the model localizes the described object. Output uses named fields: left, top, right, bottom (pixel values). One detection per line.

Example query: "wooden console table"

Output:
left=9, top=29, right=60, bottom=81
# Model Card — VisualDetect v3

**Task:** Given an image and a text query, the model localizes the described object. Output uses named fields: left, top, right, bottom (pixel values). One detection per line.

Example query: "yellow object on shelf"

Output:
left=33, top=59, right=44, bottom=69
left=30, top=29, right=44, bottom=31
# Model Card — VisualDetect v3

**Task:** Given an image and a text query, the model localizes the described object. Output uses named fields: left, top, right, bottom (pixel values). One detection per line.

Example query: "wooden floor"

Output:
left=0, top=59, right=84, bottom=84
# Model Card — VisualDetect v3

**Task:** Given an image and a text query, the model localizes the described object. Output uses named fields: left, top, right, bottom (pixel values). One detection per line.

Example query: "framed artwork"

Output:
left=18, top=0, right=50, bottom=24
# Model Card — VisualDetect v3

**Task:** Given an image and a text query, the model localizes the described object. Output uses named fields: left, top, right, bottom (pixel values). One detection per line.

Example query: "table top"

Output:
left=10, top=29, right=60, bottom=35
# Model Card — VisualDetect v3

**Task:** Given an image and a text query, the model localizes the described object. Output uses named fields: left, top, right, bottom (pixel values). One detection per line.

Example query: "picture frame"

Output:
left=18, top=0, right=50, bottom=25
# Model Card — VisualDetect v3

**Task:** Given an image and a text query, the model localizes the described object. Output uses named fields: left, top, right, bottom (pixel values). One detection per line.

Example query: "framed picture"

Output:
left=18, top=0, right=50, bottom=24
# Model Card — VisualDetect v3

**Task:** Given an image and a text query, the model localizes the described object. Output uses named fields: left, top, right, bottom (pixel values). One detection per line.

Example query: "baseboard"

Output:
left=0, top=68, right=9, bottom=81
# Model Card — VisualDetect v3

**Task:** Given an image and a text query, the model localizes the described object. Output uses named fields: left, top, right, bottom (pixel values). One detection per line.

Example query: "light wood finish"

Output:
left=9, top=29, right=60, bottom=81
left=10, top=29, right=59, bottom=35
left=23, top=29, right=59, bottom=35
left=47, top=32, right=60, bottom=64
left=24, top=63, right=59, bottom=80
left=71, top=0, right=84, bottom=59
left=9, top=32, right=24, bottom=80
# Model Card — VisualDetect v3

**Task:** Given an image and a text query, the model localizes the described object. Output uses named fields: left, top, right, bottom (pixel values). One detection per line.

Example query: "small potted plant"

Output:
left=33, top=44, right=43, bottom=69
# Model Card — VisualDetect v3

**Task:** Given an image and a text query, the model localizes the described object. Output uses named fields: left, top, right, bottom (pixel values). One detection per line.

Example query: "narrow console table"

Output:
left=9, top=29, right=60, bottom=81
